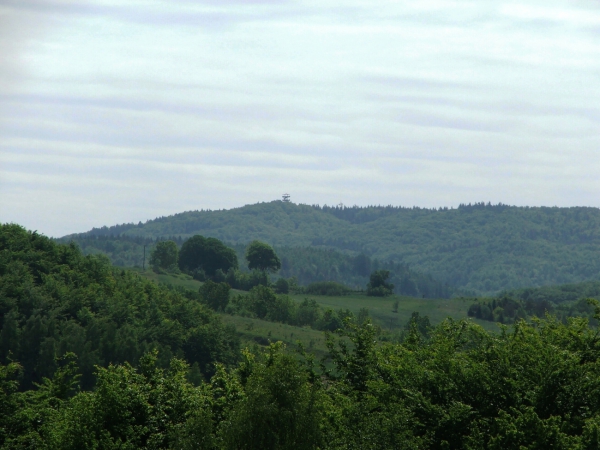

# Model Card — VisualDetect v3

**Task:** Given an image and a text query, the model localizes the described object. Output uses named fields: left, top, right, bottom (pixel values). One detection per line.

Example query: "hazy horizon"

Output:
left=52, top=199, right=600, bottom=240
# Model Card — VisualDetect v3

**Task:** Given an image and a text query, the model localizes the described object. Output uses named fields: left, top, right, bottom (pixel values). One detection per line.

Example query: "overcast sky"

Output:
left=1, top=0, right=599, bottom=237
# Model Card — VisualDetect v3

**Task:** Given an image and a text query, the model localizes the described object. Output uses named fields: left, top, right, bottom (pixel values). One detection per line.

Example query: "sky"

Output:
left=0, top=0, right=599, bottom=237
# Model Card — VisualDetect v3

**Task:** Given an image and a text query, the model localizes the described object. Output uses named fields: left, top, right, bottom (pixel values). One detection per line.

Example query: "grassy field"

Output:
left=289, top=292, right=499, bottom=333
left=133, top=269, right=499, bottom=334
left=218, top=314, right=330, bottom=358
left=130, top=268, right=204, bottom=291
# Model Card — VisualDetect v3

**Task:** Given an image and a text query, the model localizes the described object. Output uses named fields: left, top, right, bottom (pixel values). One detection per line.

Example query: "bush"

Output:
left=305, top=281, right=351, bottom=296
left=225, top=269, right=269, bottom=291
left=274, top=278, right=290, bottom=294
left=149, top=240, right=178, bottom=271
left=366, top=270, right=394, bottom=297
left=200, top=280, right=231, bottom=311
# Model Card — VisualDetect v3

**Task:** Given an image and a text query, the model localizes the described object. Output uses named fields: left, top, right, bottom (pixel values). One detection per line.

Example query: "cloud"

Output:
left=1, top=0, right=599, bottom=236
left=1, top=0, right=304, bottom=31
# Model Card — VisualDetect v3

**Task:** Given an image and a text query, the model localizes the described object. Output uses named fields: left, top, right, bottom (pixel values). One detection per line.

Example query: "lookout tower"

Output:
left=282, top=193, right=291, bottom=202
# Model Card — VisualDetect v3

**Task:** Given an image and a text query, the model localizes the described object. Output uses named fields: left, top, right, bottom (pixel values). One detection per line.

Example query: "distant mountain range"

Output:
left=63, top=201, right=600, bottom=295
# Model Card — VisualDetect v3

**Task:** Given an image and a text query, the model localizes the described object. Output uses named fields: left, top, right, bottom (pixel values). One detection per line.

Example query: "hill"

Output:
left=7, top=224, right=600, bottom=447
left=498, top=280, right=600, bottom=305
left=59, top=237, right=454, bottom=298
left=64, top=201, right=600, bottom=295
left=0, top=224, right=240, bottom=390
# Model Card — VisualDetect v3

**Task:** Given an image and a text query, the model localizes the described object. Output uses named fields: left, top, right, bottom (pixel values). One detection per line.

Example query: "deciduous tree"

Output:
left=149, top=240, right=178, bottom=270
left=245, top=241, right=281, bottom=273
left=179, top=235, right=238, bottom=278
left=366, top=270, right=394, bottom=297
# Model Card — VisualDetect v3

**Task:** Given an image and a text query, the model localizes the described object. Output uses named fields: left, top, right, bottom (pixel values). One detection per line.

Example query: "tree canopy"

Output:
left=149, top=240, right=178, bottom=270
left=367, top=269, right=394, bottom=296
left=5, top=314, right=600, bottom=448
left=245, top=240, right=281, bottom=273
left=64, top=201, right=600, bottom=295
left=7, top=224, right=600, bottom=448
left=178, top=235, right=238, bottom=278
left=0, top=224, right=239, bottom=390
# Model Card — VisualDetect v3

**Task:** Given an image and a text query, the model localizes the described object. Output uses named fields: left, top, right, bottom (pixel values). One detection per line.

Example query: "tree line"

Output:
left=65, top=200, right=600, bottom=295
left=467, top=284, right=600, bottom=325
left=4, top=312, right=600, bottom=448
left=0, top=224, right=239, bottom=391
left=7, top=223, right=600, bottom=447
left=62, top=233, right=452, bottom=298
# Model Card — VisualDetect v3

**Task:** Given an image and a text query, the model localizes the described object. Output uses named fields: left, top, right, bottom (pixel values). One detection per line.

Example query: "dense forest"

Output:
left=466, top=280, right=600, bottom=325
left=60, top=235, right=452, bottom=298
left=498, top=280, right=600, bottom=305
left=62, top=201, right=600, bottom=295
left=7, top=224, right=600, bottom=448
left=0, top=224, right=239, bottom=391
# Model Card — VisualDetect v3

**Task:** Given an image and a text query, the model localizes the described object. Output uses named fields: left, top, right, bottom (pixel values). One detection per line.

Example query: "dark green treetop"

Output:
left=245, top=241, right=281, bottom=273
left=149, top=240, right=178, bottom=270
left=178, top=235, right=238, bottom=278
left=366, top=270, right=394, bottom=297
left=200, top=280, right=231, bottom=311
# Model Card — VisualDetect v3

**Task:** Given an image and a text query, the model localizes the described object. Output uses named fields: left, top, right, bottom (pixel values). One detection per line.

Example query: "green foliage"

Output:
left=273, top=277, right=289, bottom=294
left=406, top=311, right=431, bottom=336
left=500, top=280, right=600, bottom=305
left=219, top=343, right=323, bottom=450
left=6, top=311, right=600, bottom=447
left=468, top=296, right=530, bottom=323
left=178, top=235, right=238, bottom=279
left=224, top=268, right=268, bottom=291
left=367, top=270, right=394, bottom=297
left=199, top=280, right=231, bottom=312
left=226, top=287, right=353, bottom=332
left=320, top=316, right=600, bottom=448
left=55, top=351, right=215, bottom=450
left=57, top=233, right=159, bottom=267
left=0, top=361, right=22, bottom=445
left=228, top=286, right=282, bottom=321
left=245, top=240, right=281, bottom=273
left=0, top=224, right=240, bottom=391
left=295, top=299, right=321, bottom=327
left=67, top=201, right=600, bottom=295
left=149, top=240, right=178, bottom=271
left=466, top=294, right=595, bottom=324
left=303, top=281, right=351, bottom=296
left=65, top=235, right=452, bottom=298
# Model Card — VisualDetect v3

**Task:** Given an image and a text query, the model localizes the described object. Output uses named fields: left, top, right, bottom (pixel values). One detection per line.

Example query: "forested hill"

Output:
left=66, top=201, right=600, bottom=295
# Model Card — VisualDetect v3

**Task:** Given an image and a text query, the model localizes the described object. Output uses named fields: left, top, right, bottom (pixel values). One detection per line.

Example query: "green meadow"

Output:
left=134, top=269, right=499, bottom=345
left=288, top=291, right=499, bottom=333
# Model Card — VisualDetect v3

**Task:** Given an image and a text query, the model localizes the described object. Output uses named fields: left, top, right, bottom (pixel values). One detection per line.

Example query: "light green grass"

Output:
left=148, top=273, right=203, bottom=291
left=219, top=314, right=330, bottom=359
left=290, top=292, right=500, bottom=333
left=132, top=269, right=252, bottom=296
left=132, top=269, right=498, bottom=337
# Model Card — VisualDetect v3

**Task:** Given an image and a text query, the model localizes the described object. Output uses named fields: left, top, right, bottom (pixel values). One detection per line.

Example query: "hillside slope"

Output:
left=66, top=201, right=600, bottom=294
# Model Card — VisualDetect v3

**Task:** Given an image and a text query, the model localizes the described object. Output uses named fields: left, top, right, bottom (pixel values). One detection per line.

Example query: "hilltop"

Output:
left=64, top=201, right=600, bottom=295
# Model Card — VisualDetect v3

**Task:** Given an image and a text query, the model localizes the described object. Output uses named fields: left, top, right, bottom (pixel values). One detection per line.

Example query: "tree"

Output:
left=353, top=253, right=372, bottom=277
left=219, top=343, right=323, bottom=450
left=178, top=235, right=238, bottom=278
left=245, top=241, right=281, bottom=273
left=149, top=240, right=178, bottom=271
left=366, top=270, right=394, bottom=297
left=274, top=278, right=289, bottom=294
left=200, top=280, right=231, bottom=311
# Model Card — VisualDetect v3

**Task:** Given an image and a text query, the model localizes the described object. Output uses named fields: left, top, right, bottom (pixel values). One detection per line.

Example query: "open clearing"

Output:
left=134, top=269, right=500, bottom=347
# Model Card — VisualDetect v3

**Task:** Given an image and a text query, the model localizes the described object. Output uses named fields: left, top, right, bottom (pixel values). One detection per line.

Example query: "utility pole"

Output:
left=143, top=244, right=147, bottom=270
